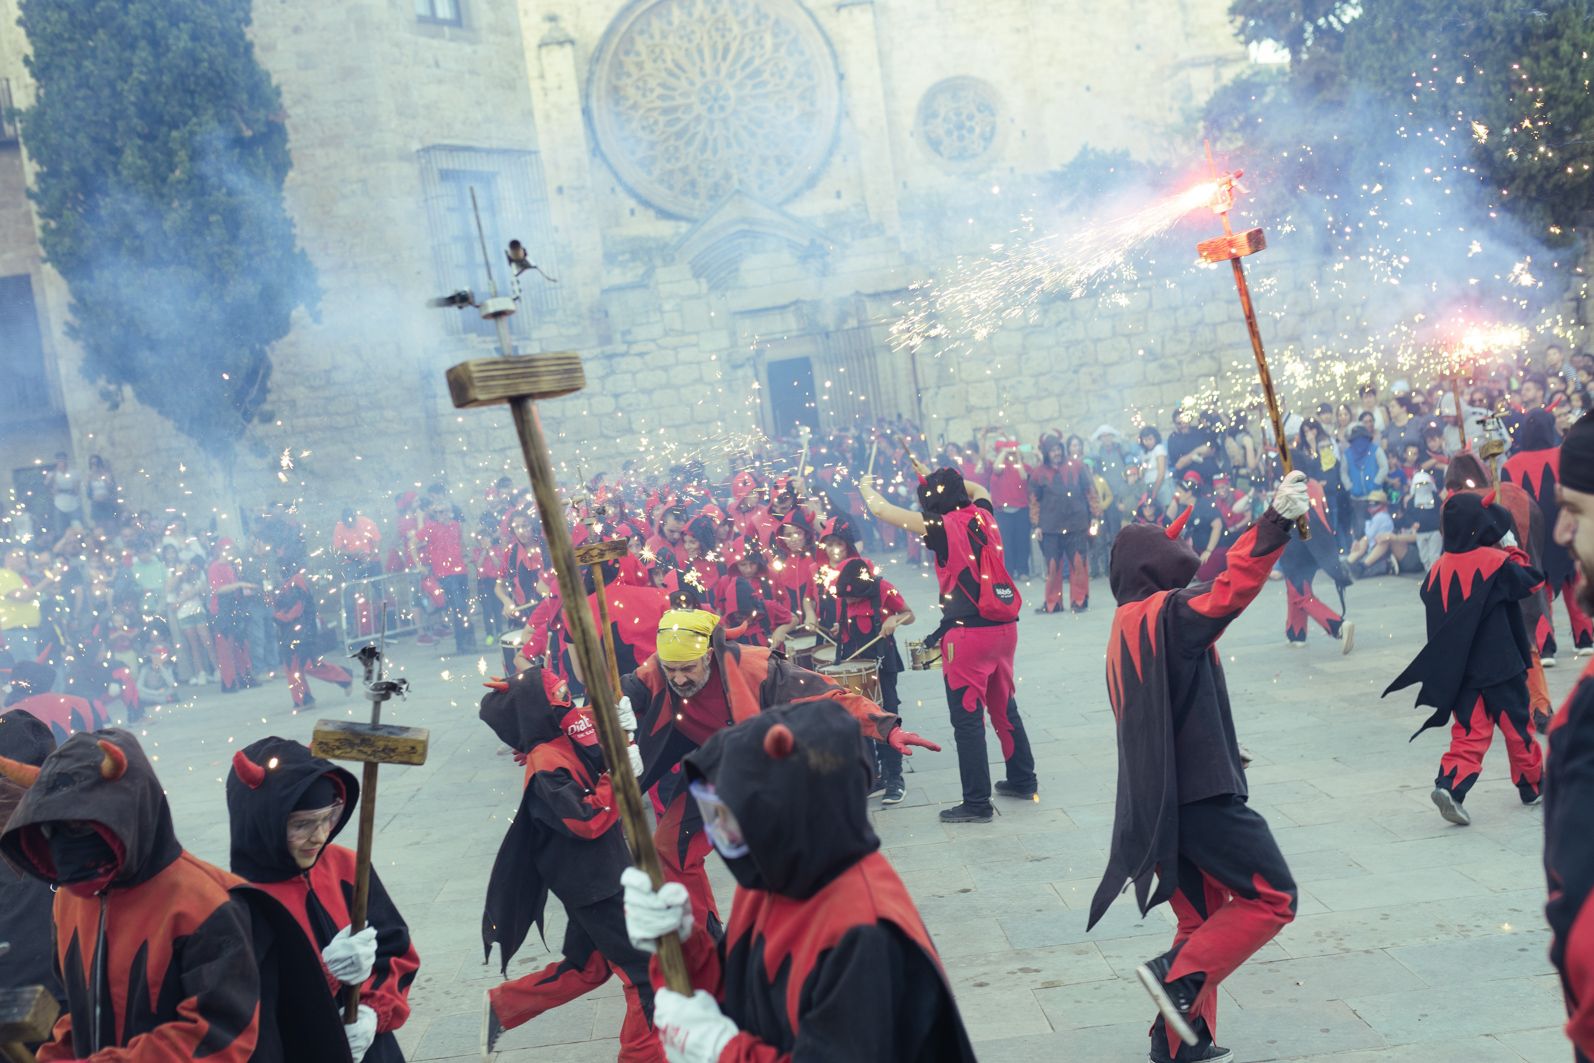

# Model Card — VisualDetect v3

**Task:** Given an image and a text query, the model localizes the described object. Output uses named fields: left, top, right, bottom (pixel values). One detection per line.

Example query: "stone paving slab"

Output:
left=98, top=564, right=1585, bottom=1062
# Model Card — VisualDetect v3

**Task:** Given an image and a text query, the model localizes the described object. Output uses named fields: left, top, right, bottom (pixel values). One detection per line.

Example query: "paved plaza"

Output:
left=134, top=562, right=1583, bottom=1063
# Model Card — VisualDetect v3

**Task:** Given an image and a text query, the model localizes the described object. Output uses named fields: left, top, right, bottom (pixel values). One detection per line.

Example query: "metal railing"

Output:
left=334, top=572, right=425, bottom=654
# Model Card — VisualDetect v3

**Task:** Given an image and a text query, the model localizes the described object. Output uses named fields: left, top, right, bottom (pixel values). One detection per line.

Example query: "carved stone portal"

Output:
left=586, top=0, right=842, bottom=219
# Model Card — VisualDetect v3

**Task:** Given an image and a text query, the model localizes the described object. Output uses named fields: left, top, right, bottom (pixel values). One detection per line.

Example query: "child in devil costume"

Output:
left=476, top=667, right=662, bottom=1062
left=0, top=728, right=350, bottom=1062
left=1541, top=410, right=1594, bottom=1059
left=1279, top=478, right=1354, bottom=653
left=1504, top=407, right=1594, bottom=662
left=272, top=554, right=354, bottom=709
left=833, top=557, right=915, bottom=805
left=228, top=737, right=421, bottom=1061
left=622, top=701, right=977, bottom=1062
left=1384, top=491, right=1545, bottom=826
left=1089, top=471, right=1311, bottom=1063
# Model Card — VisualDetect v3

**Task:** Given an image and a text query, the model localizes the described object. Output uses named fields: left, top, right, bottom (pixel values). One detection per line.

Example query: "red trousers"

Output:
left=653, top=789, right=720, bottom=932
left=1041, top=532, right=1089, bottom=612
left=1437, top=696, right=1543, bottom=800
left=213, top=634, right=253, bottom=689
left=488, top=894, right=662, bottom=1062
left=1554, top=578, right=1594, bottom=650
left=285, top=653, right=353, bottom=707
left=1284, top=574, right=1341, bottom=642
left=1160, top=796, right=1297, bottom=1054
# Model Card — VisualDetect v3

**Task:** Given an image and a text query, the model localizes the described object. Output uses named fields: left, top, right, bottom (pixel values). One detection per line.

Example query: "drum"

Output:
left=785, top=631, right=820, bottom=671
left=500, top=629, right=530, bottom=676
left=821, top=659, right=881, bottom=704
left=907, top=639, right=942, bottom=671
left=812, top=645, right=837, bottom=667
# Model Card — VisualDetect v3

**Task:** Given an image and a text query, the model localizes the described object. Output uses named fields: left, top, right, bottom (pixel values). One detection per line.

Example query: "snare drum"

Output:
left=500, top=629, right=530, bottom=675
left=821, top=659, right=882, bottom=704
left=812, top=645, right=837, bottom=668
left=907, top=639, right=942, bottom=671
left=785, top=631, right=820, bottom=671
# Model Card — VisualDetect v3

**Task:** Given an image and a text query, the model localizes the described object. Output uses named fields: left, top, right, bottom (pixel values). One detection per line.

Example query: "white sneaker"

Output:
left=1339, top=620, right=1356, bottom=656
left=1543, top=655, right=1558, bottom=669
left=1578, top=645, right=1594, bottom=658
left=188, top=677, right=203, bottom=687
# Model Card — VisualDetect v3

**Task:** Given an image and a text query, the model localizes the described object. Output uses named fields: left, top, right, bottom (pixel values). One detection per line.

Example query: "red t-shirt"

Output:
left=473, top=543, right=507, bottom=580
left=672, top=670, right=734, bottom=747
left=989, top=465, right=1029, bottom=509
left=415, top=519, right=467, bottom=577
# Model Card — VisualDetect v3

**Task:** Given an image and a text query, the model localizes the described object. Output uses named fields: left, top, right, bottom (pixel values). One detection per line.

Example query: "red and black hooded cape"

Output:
left=1089, top=510, right=1293, bottom=929
left=0, top=728, right=349, bottom=1062
left=477, top=668, right=632, bottom=973
left=0, top=709, right=64, bottom=1010
left=1383, top=492, right=1541, bottom=741
left=1546, top=657, right=1594, bottom=1058
left=668, top=702, right=976, bottom=1062
left=227, top=737, right=419, bottom=1062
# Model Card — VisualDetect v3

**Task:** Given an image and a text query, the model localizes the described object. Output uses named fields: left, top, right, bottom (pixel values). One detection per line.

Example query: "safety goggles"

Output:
left=285, top=802, right=345, bottom=843
left=688, top=780, right=748, bottom=859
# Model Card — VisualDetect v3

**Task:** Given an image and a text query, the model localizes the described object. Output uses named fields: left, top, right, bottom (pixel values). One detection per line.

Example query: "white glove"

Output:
left=322, top=924, right=378, bottom=986
left=622, top=866, right=693, bottom=953
left=1501, top=530, right=1519, bottom=549
left=1271, top=471, right=1310, bottom=521
left=654, top=989, right=739, bottom=1063
left=615, top=695, right=638, bottom=735
left=344, top=1003, right=377, bottom=1061
left=627, top=742, right=645, bottom=779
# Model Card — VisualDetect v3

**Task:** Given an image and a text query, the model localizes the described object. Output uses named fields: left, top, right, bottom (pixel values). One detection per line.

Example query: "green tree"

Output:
left=19, top=0, right=317, bottom=459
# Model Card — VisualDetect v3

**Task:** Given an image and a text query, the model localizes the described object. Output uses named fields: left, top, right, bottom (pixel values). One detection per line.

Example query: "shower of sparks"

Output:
left=889, top=180, right=1222, bottom=355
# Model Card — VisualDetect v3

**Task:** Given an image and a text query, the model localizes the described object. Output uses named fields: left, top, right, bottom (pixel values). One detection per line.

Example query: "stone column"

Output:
left=830, top=0, right=900, bottom=235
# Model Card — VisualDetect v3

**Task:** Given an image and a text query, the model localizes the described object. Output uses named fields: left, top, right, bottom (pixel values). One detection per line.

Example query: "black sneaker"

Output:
left=1135, top=948, right=1202, bottom=1047
left=867, top=779, right=888, bottom=799
left=994, top=779, right=1037, bottom=798
left=1431, top=786, right=1471, bottom=826
left=481, top=993, right=503, bottom=1058
left=881, top=783, right=906, bottom=806
left=939, top=802, right=994, bottom=823
left=1518, top=778, right=1543, bottom=806
left=1534, top=708, right=1552, bottom=733
left=1149, top=1039, right=1234, bottom=1063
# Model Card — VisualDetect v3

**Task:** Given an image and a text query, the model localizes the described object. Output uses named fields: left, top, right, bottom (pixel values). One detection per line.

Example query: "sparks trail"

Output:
left=889, top=181, right=1221, bottom=356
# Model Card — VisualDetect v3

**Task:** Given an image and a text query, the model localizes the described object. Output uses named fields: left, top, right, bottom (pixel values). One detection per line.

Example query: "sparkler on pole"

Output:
left=1195, top=146, right=1310, bottom=539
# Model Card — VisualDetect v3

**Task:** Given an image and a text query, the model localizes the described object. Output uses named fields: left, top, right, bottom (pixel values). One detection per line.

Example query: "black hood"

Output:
left=1515, top=408, right=1560, bottom=452
left=1109, top=522, right=1201, bottom=604
left=478, top=667, right=573, bottom=753
left=1441, top=491, right=1514, bottom=553
left=836, top=558, right=881, bottom=603
left=5, top=661, right=55, bottom=706
left=684, top=701, right=878, bottom=900
left=0, top=709, right=55, bottom=841
left=0, top=728, right=182, bottom=892
left=1444, top=452, right=1494, bottom=491
left=917, top=467, right=971, bottom=516
left=227, top=737, right=358, bottom=883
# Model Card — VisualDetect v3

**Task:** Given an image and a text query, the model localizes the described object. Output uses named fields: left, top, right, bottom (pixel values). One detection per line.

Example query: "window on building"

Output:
left=418, top=146, right=562, bottom=340
left=414, top=0, right=462, bottom=26
left=0, top=275, right=55, bottom=415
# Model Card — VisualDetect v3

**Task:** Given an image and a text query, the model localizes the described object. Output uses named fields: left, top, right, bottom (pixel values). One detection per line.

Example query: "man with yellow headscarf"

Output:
left=622, top=608, right=938, bottom=932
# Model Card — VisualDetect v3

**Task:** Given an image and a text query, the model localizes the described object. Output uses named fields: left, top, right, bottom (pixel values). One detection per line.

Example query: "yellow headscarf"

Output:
left=656, top=609, right=720, bottom=664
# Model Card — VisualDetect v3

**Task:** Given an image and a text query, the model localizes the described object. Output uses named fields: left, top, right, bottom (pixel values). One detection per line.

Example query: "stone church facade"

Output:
left=0, top=0, right=1270, bottom=524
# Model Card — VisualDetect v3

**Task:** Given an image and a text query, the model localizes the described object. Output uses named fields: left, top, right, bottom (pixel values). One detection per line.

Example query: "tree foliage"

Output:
left=1211, top=0, right=1594, bottom=239
left=19, top=0, right=317, bottom=458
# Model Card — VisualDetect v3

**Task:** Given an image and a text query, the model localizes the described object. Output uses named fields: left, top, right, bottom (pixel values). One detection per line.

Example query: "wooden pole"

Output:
left=344, top=760, right=378, bottom=1020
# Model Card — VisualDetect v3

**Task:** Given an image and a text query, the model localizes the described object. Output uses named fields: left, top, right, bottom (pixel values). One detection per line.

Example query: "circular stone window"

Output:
left=917, top=76, right=1004, bottom=172
left=587, top=0, right=842, bottom=219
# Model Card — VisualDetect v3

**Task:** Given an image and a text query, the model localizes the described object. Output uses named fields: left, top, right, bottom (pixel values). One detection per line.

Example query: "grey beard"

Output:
left=669, top=676, right=709, bottom=699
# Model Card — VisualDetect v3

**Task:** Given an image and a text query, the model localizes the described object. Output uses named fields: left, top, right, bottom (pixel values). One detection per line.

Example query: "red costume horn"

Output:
left=763, top=723, right=795, bottom=759
left=0, top=753, right=40, bottom=789
left=232, top=749, right=266, bottom=789
left=482, top=678, right=510, bottom=692
left=98, top=739, right=127, bottom=782
left=1482, top=490, right=1497, bottom=508
left=1166, top=505, right=1194, bottom=540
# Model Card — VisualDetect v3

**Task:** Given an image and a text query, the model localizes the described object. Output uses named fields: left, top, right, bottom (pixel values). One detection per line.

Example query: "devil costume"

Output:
left=1384, top=492, right=1544, bottom=821
left=228, top=737, right=420, bottom=1062
left=477, top=668, right=662, bottom=1061
left=272, top=564, right=354, bottom=708
left=0, top=728, right=349, bottom=1062
left=1503, top=410, right=1594, bottom=656
left=1090, top=503, right=1301, bottom=1062
left=918, top=467, right=1037, bottom=821
left=652, top=701, right=977, bottom=1062
left=0, top=709, right=63, bottom=1015
left=1279, top=480, right=1351, bottom=648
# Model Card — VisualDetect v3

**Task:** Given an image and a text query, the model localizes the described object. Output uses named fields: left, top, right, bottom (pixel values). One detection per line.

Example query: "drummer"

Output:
left=832, top=558, right=915, bottom=805
left=620, top=609, right=940, bottom=934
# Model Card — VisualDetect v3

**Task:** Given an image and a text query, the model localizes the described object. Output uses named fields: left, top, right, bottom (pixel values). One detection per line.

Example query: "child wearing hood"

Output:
left=226, top=736, right=420, bottom=1061
left=832, top=557, right=914, bottom=805
left=623, top=701, right=976, bottom=1062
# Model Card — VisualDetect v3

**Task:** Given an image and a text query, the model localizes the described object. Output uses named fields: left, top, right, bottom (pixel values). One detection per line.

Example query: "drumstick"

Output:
left=899, top=435, right=930, bottom=479
left=839, top=630, right=888, bottom=664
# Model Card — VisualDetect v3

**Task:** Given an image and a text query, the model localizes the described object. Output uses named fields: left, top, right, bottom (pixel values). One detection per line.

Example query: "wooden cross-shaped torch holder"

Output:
left=446, top=355, right=691, bottom=993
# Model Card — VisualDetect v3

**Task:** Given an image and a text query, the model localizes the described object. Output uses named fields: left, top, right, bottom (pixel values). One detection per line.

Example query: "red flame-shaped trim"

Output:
left=1166, top=505, right=1193, bottom=539
left=98, top=739, right=127, bottom=782
left=232, top=749, right=266, bottom=789
left=763, top=723, right=795, bottom=759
